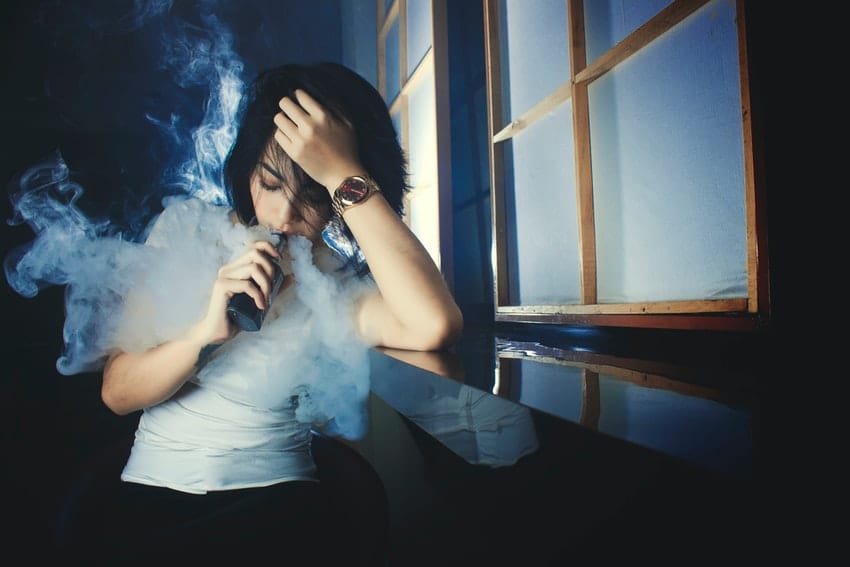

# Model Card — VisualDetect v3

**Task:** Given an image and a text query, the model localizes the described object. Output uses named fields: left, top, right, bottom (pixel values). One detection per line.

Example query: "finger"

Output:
left=222, top=246, right=277, bottom=275
left=273, top=111, right=298, bottom=140
left=293, top=89, right=323, bottom=116
left=224, top=278, right=266, bottom=310
left=274, top=130, right=293, bottom=153
left=240, top=251, right=276, bottom=283
left=247, top=263, right=273, bottom=300
left=279, top=95, right=312, bottom=124
left=252, top=240, right=281, bottom=260
left=219, top=262, right=271, bottom=295
left=222, top=250, right=275, bottom=278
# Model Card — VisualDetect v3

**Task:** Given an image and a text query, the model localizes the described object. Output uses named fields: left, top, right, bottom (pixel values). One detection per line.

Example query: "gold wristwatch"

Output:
left=331, top=175, right=380, bottom=216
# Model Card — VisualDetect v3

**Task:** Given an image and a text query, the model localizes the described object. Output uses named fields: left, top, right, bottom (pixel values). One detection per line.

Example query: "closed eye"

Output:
left=260, top=181, right=282, bottom=192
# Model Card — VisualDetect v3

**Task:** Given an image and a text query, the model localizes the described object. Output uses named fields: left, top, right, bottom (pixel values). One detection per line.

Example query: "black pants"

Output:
left=56, top=434, right=388, bottom=565
left=64, top=480, right=341, bottom=564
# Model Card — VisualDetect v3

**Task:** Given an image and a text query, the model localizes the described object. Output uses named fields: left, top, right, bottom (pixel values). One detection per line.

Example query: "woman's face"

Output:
left=249, top=161, right=328, bottom=243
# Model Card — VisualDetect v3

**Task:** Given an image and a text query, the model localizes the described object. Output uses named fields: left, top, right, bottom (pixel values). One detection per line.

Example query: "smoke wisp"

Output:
left=4, top=1, right=373, bottom=440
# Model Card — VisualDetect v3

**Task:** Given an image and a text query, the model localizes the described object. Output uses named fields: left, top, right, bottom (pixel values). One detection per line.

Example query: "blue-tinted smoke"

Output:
left=4, top=1, right=371, bottom=440
left=4, top=152, right=151, bottom=374
left=151, top=8, right=244, bottom=203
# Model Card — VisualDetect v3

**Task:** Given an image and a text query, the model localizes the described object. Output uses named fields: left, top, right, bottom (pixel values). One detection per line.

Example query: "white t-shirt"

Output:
left=120, top=198, right=373, bottom=494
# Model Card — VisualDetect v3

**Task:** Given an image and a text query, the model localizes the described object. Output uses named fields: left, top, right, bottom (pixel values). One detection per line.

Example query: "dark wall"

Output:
left=1, top=0, right=344, bottom=227
left=446, top=0, right=493, bottom=323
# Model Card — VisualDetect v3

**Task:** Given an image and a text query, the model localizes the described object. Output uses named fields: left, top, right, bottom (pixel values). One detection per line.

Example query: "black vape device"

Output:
left=226, top=232, right=287, bottom=332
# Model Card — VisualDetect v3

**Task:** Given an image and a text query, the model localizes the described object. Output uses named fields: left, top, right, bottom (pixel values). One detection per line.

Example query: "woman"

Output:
left=65, top=62, right=462, bottom=563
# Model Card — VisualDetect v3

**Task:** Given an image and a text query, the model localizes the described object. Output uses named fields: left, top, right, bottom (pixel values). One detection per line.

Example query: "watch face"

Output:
left=337, top=177, right=369, bottom=203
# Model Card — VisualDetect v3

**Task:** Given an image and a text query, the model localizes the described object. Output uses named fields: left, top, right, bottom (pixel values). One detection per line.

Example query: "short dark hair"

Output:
left=223, top=62, right=408, bottom=274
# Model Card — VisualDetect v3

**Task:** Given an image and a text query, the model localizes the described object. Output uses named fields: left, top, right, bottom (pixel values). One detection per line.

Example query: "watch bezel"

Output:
left=336, top=176, right=370, bottom=204
left=332, top=175, right=379, bottom=216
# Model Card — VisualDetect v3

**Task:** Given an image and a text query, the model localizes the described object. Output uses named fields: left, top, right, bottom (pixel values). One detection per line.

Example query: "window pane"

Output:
left=584, top=0, right=675, bottom=63
left=502, top=103, right=579, bottom=305
left=497, top=0, right=570, bottom=125
left=406, top=0, right=432, bottom=78
left=590, top=0, right=745, bottom=303
left=390, top=109, right=403, bottom=150
left=408, top=186, right=440, bottom=266
left=407, top=72, right=439, bottom=266
left=384, top=17, right=401, bottom=105
left=384, top=0, right=394, bottom=18
left=407, top=72, right=436, bottom=191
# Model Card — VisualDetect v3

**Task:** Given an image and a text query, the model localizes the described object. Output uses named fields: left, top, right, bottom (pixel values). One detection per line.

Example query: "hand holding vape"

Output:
left=226, top=232, right=287, bottom=332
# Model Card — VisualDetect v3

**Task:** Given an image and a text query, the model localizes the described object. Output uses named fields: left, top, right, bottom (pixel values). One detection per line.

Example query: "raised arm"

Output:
left=334, top=187, right=462, bottom=350
left=275, top=89, right=463, bottom=351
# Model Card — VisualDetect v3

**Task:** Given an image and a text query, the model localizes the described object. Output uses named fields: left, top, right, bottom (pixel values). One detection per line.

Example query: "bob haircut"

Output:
left=223, top=62, right=409, bottom=273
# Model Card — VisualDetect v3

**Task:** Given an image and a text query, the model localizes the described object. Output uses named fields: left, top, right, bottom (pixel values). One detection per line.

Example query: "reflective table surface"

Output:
left=350, top=322, right=764, bottom=564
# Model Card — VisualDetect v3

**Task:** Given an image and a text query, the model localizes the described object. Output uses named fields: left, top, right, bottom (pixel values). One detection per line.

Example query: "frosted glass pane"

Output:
left=598, top=374, right=752, bottom=475
left=590, top=0, right=746, bottom=303
left=584, top=0, right=675, bottom=63
left=408, top=185, right=440, bottom=266
left=512, top=359, right=583, bottom=423
left=503, top=103, right=579, bottom=305
left=407, top=73, right=439, bottom=266
left=407, top=72, right=436, bottom=191
left=406, top=0, right=432, bottom=77
left=390, top=110, right=402, bottom=150
left=497, top=0, right=570, bottom=125
left=384, top=18, right=401, bottom=105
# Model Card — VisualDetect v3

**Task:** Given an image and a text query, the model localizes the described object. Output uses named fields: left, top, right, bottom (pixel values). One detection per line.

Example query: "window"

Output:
left=377, top=0, right=455, bottom=290
left=483, top=0, right=768, bottom=331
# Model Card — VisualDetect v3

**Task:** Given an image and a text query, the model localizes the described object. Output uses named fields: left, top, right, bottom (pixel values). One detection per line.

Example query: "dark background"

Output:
left=0, top=0, right=349, bottom=554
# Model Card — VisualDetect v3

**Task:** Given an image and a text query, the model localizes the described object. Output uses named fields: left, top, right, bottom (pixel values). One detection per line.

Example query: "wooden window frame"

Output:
left=483, top=0, right=769, bottom=332
left=377, top=0, right=455, bottom=292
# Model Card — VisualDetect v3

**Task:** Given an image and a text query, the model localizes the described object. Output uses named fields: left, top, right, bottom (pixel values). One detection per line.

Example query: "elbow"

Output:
left=101, top=379, right=134, bottom=416
left=417, top=306, right=464, bottom=351
left=101, top=358, right=138, bottom=416
left=442, top=306, right=465, bottom=348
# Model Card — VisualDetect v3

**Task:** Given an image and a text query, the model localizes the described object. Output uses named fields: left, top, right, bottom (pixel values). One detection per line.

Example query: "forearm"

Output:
left=342, top=193, right=463, bottom=348
left=101, top=327, right=208, bottom=415
left=269, top=90, right=462, bottom=349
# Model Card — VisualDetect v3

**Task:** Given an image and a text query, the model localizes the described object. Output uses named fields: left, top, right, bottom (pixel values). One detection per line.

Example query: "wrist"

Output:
left=330, top=174, right=381, bottom=217
left=184, top=323, right=216, bottom=351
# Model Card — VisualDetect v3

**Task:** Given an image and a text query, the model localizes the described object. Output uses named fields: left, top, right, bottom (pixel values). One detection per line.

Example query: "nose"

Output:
left=272, top=193, right=298, bottom=233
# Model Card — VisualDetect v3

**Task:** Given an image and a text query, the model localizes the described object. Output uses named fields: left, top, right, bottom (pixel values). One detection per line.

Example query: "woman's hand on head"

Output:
left=189, top=240, right=287, bottom=345
left=273, top=89, right=364, bottom=191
